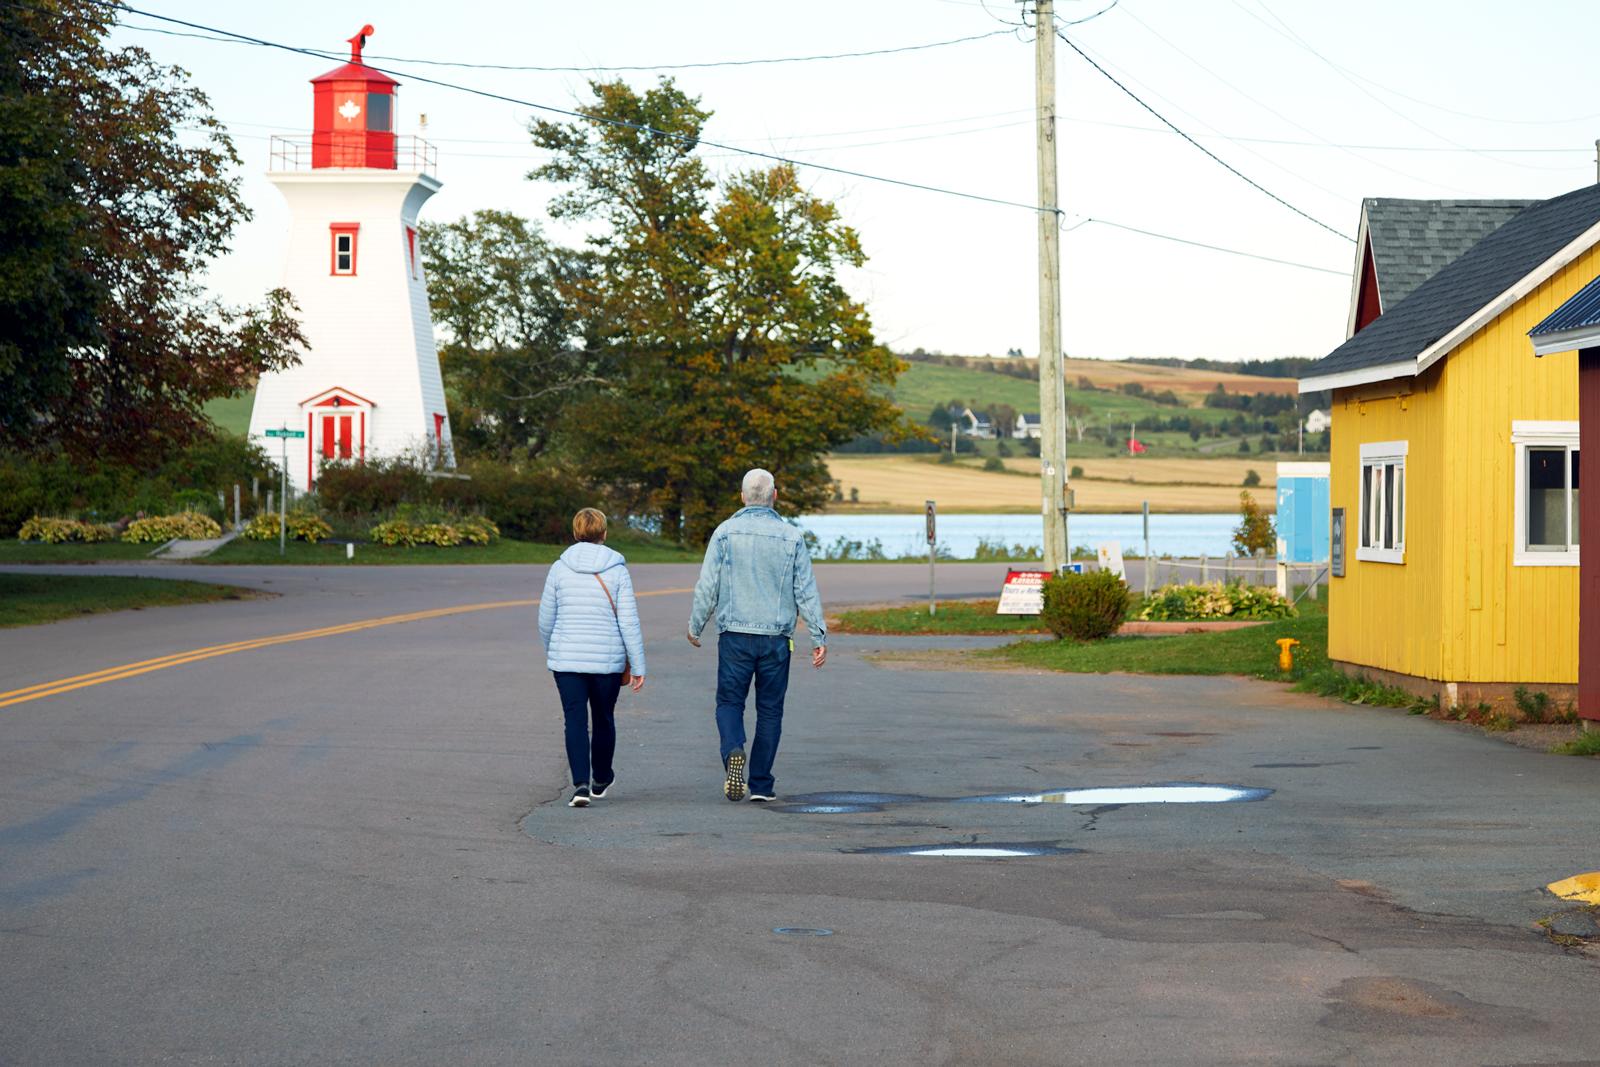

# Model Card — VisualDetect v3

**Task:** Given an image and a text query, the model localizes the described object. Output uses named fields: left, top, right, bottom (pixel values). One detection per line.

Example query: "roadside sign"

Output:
left=1330, top=507, right=1345, bottom=578
left=1097, top=541, right=1126, bottom=580
left=264, top=428, right=305, bottom=439
left=925, top=500, right=936, bottom=544
left=1066, top=562, right=1086, bottom=574
left=997, top=569, right=1050, bottom=615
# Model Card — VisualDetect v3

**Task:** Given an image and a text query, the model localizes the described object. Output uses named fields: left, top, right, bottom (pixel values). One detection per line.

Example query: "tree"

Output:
left=532, top=79, right=904, bottom=542
left=422, top=210, right=597, bottom=459
left=1242, top=468, right=1261, bottom=487
left=1232, top=490, right=1276, bottom=556
left=0, top=1, right=303, bottom=463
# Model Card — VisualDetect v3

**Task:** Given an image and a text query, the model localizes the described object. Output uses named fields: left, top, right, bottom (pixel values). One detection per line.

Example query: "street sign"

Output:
left=264, top=428, right=305, bottom=439
left=925, top=500, right=937, bottom=544
left=996, top=569, right=1049, bottom=615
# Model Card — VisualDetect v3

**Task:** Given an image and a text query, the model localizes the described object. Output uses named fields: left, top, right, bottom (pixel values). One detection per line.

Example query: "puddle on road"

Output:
left=960, top=784, right=1272, bottom=805
left=786, top=792, right=937, bottom=806
left=773, top=927, right=834, bottom=936
left=771, top=803, right=883, bottom=815
left=849, top=842, right=1081, bottom=858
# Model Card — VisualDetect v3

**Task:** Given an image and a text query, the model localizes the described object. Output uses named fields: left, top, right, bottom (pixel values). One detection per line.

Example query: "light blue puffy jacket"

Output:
left=538, top=543, right=648, bottom=676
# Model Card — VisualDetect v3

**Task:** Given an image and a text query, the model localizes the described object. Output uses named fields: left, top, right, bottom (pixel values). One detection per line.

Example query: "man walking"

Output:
left=688, top=469, right=827, bottom=802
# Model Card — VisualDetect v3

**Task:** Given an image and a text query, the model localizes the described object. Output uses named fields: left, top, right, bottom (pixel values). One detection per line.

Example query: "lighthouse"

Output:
left=248, top=25, right=452, bottom=491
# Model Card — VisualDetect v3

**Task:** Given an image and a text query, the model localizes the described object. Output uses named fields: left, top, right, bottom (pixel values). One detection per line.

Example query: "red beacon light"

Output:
left=310, top=24, right=399, bottom=169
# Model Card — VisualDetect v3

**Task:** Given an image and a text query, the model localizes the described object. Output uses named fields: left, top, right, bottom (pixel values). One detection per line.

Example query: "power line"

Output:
left=115, top=18, right=1015, bottom=72
left=1055, top=28, right=1354, bottom=241
left=97, top=2, right=1055, bottom=216
left=1078, top=219, right=1346, bottom=275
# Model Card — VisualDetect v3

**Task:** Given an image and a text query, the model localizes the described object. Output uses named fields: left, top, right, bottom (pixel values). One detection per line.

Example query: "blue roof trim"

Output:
left=1530, top=273, right=1600, bottom=336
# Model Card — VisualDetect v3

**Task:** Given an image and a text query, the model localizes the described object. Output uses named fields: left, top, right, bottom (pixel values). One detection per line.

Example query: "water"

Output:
left=797, top=512, right=1239, bottom=560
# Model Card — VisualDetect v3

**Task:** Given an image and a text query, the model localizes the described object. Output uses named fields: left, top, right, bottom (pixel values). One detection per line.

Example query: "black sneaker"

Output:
left=724, top=748, right=747, bottom=802
left=748, top=791, right=776, bottom=803
left=568, top=785, right=591, bottom=808
left=591, top=780, right=612, bottom=800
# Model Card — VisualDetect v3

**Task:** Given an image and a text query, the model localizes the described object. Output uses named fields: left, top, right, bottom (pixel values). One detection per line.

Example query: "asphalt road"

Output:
left=2, top=561, right=1597, bottom=1065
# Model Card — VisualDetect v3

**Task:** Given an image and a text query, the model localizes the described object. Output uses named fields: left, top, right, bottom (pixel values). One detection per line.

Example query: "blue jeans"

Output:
left=552, top=671, right=623, bottom=787
left=715, top=631, right=792, bottom=794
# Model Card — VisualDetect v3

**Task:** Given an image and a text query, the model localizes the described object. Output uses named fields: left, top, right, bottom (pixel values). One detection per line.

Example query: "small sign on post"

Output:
left=1097, top=541, right=1126, bottom=580
left=1330, top=507, right=1345, bottom=578
left=925, top=500, right=937, bottom=617
left=263, top=427, right=304, bottom=557
left=996, top=569, right=1050, bottom=615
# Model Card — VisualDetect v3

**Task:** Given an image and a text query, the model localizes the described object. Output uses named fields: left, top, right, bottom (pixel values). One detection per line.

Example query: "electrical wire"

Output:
left=1077, top=219, right=1346, bottom=275
left=97, top=1, right=1055, bottom=216
left=1056, top=28, right=1354, bottom=241
left=115, top=19, right=1015, bottom=72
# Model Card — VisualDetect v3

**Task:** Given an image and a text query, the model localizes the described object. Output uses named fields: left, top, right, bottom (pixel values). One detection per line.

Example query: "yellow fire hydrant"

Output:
left=1276, top=638, right=1300, bottom=672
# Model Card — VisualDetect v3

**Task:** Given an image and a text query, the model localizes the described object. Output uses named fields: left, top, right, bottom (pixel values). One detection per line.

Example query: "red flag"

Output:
left=1128, top=438, right=1146, bottom=454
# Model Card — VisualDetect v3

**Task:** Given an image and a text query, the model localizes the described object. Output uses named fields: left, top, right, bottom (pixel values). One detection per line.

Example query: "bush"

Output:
left=1069, top=464, right=1084, bottom=478
left=242, top=509, right=331, bottom=542
left=1232, top=490, right=1275, bottom=556
left=121, top=512, right=222, bottom=543
left=1242, top=469, right=1261, bottom=487
left=434, top=460, right=590, bottom=542
left=16, top=516, right=116, bottom=543
left=1041, top=569, right=1129, bottom=641
left=982, top=456, right=1005, bottom=472
left=368, top=506, right=500, bottom=548
left=1137, top=581, right=1296, bottom=621
left=314, top=457, right=431, bottom=516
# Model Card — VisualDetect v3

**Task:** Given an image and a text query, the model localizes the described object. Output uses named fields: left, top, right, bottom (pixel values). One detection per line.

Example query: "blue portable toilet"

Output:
left=1275, top=462, right=1330, bottom=563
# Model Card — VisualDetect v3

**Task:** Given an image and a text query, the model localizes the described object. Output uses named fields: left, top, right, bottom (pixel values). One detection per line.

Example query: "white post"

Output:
left=233, top=484, right=241, bottom=530
left=1200, top=553, right=1208, bottom=584
left=1142, top=500, right=1151, bottom=598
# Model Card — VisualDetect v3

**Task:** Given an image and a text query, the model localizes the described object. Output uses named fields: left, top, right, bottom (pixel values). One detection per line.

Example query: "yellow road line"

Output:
left=0, top=587, right=693, bottom=710
left=1548, top=872, right=1600, bottom=905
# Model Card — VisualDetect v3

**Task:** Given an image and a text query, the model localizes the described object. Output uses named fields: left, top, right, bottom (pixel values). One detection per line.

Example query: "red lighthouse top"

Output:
left=310, top=25, right=399, bottom=169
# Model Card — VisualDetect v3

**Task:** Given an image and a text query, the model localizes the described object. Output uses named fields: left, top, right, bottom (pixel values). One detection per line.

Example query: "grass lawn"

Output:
left=0, top=541, right=162, bottom=564
left=203, top=532, right=700, bottom=565
left=203, top=390, right=254, bottom=436
left=989, top=612, right=1329, bottom=680
left=0, top=573, right=258, bottom=628
left=834, top=599, right=1049, bottom=635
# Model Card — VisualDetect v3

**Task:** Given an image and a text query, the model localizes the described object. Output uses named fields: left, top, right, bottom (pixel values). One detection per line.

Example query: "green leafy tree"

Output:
left=421, top=210, right=598, bottom=459
left=1232, top=490, right=1276, bottom=556
left=0, top=1, right=302, bottom=463
left=532, top=79, right=904, bottom=542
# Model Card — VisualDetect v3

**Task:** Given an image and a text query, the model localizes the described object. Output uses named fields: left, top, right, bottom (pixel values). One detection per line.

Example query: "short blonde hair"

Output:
left=572, top=508, right=608, bottom=543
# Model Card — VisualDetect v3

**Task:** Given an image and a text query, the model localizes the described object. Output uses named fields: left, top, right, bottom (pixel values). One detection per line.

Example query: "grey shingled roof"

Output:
left=1366, top=198, right=1535, bottom=307
left=1530, top=272, right=1600, bottom=335
left=1307, top=184, right=1600, bottom=381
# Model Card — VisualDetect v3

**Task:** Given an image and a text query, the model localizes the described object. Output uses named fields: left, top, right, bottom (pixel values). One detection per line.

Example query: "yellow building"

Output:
left=1300, top=190, right=1588, bottom=708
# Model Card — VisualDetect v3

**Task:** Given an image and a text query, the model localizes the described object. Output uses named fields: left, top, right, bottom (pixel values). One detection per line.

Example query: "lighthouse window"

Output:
left=329, top=224, right=359, bottom=275
left=367, top=93, right=391, bottom=132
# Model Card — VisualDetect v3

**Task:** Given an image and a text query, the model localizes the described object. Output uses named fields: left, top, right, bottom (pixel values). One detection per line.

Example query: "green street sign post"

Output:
left=264, top=427, right=304, bottom=555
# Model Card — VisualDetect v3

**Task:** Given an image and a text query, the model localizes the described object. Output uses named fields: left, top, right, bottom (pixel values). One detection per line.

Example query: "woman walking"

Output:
left=538, top=508, right=647, bottom=808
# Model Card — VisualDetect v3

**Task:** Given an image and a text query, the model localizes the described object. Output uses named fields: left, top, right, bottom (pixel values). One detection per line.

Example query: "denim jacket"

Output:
left=688, top=506, right=827, bottom=646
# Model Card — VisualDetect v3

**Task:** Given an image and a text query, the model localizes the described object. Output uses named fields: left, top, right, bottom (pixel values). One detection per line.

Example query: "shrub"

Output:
left=435, top=460, right=591, bottom=542
left=1069, top=464, right=1084, bottom=478
left=1513, top=686, right=1550, bottom=724
left=244, top=509, right=331, bottom=542
left=16, top=516, right=116, bottom=543
left=982, top=456, right=1005, bottom=472
left=314, top=456, right=431, bottom=516
left=367, top=508, right=499, bottom=548
left=121, top=512, right=222, bottom=543
left=1041, top=569, right=1129, bottom=641
left=1232, top=490, right=1275, bottom=556
left=1243, top=468, right=1261, bottom=487
left=1138, top=581, right=1296, bottom=621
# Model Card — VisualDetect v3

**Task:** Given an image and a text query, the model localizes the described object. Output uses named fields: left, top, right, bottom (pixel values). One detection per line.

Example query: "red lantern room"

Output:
left=310, top=25, right=399, bottom=169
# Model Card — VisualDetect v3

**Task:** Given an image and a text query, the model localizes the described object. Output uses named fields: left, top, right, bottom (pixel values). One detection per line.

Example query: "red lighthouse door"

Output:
left=321, top=414, right=354, bottom=460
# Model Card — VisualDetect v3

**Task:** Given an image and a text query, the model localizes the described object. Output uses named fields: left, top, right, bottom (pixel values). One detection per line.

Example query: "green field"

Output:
left=891, top=362, right=1235, bottom=427
left=204, top=391, right=254, bottom=436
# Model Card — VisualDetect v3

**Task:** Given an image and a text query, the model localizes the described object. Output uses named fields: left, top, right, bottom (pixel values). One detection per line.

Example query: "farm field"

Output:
left=824, top=454, right=1277, bottom=513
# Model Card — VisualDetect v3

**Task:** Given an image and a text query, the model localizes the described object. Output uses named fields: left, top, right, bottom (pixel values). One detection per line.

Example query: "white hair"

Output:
left=741, top=468, right=776, bottom=507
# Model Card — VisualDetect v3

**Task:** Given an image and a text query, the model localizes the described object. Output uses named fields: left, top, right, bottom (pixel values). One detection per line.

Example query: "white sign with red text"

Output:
left=996, top=569, right=1051, bottom=615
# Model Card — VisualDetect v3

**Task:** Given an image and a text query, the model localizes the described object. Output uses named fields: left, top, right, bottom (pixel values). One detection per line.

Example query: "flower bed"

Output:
left=17, top=516, right=117, bottom=544
left=1137, top=581, right=1295, bottom=622
left=368, top=514, right=499, bottom=548
left=120, top=512, right=222, bottom=544
left=242, top=510, right=332, bottom=543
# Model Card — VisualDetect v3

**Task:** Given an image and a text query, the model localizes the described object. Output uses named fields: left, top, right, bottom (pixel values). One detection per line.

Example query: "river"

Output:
left=797, top=512, right=1241, bottom=560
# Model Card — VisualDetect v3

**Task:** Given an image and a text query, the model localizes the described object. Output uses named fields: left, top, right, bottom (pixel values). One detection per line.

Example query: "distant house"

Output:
left=1303, top=409, right=1332, bottom=434
left=1346, top=198, right=1534, bottom=337
left=1013, top=413, right=1041, bottom=439
left=958, top=408, right=994, bottom=439
left=1301, top=186, right=1591, bottom=712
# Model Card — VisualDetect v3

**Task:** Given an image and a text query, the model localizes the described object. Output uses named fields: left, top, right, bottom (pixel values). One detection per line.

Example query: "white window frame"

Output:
left=1512, top=420, right=1580, bottom=567
left=333, top=232, right=355, bottom=275
left=1357, top=440, right=1407, bottom=564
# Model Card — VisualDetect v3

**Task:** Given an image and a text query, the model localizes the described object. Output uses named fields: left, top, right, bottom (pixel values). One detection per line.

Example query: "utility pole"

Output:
left=1033, top=0, right=1069, bottom=572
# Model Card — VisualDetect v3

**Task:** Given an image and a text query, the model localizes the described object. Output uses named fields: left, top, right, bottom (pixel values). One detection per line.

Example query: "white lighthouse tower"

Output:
left=249, top=25, right=452, bottom=491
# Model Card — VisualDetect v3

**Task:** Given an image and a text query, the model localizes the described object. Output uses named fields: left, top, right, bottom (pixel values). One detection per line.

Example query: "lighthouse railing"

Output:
left=269, top=135, right=437, bottom=176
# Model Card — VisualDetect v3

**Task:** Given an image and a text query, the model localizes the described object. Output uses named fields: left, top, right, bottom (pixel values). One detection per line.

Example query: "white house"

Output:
left=247, top=26, right=452, bottom=492
left=1013, top=412, right=1042, bottom=439
left=1303, top=409, right=1332, bottom=434
left=958, top=408, right=994, bottom=438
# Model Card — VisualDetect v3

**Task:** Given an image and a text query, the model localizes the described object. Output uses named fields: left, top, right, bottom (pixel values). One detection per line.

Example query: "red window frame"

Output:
left=330, top=222, right=360, bottom=276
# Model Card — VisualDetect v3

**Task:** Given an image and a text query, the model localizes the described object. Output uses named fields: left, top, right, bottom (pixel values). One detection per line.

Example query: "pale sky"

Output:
left=112, top=0, right=1600, bottom=362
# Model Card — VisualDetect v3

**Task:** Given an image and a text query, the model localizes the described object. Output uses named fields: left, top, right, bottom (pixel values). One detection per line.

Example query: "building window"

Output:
left=1513, top=421, right=1580, bottom=566
left=330, top=223, right=359, bottom=275
left=1357, top=440, right=1406, bottom=564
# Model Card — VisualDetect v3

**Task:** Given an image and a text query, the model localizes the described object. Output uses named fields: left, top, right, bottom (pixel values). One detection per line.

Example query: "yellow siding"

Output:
left=1331, top=244, right=1588, bottom=685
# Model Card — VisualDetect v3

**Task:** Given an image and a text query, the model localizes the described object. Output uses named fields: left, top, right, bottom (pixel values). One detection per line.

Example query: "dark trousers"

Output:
left=552, top=671, right=623, bottom=787
left=714, top=631, right=792, bottom=794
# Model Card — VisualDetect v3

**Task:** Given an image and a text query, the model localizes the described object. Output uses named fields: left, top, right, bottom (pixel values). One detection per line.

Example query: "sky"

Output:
left=108, top=0, right=1600, bottom=363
